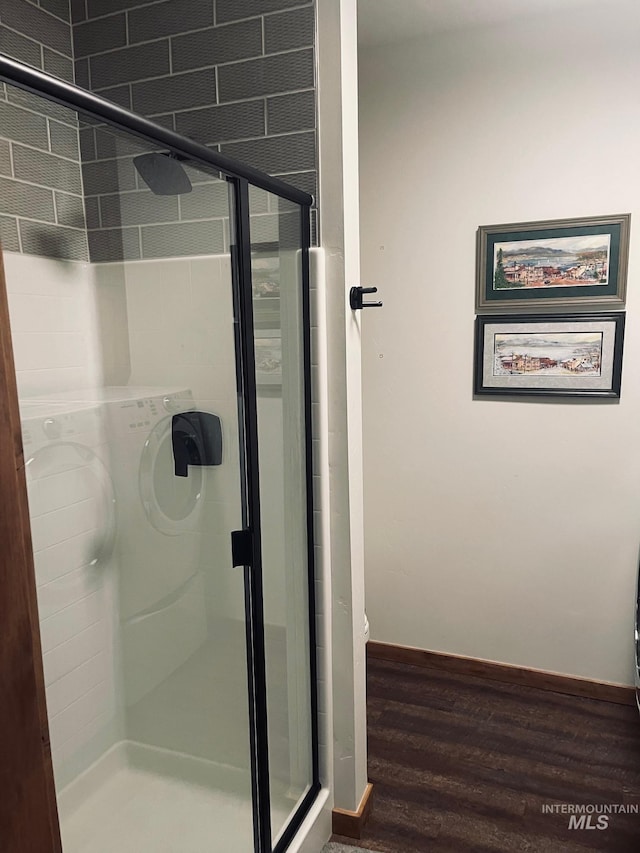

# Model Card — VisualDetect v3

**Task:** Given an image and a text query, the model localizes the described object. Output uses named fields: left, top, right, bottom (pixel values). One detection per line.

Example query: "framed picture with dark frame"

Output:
left=252, top=242, right=281, bottom=331
left=254, top=329, right=282, bottom=388
left=476, top=214, right=630, bottom=313
left=474, top=313, right=625, bottom=398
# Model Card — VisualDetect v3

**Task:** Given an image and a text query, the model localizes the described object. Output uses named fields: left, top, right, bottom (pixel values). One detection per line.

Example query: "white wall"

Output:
left=359, top=1, right=640, bottom=686
left=5, top=253, right=102, bottom=398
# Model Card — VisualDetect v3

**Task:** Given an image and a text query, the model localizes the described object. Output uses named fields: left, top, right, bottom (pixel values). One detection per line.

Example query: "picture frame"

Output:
left=476, top=214, right=630, bottom=313
left=474, top=313, right=625, bottom=398
left=252, top=243, right=281, bottom=331
left=254, top=329, right=282, bottom=387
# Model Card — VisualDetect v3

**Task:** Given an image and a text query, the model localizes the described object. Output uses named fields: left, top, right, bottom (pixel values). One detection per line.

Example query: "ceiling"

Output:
left=357, top=0, right=601, bottom=47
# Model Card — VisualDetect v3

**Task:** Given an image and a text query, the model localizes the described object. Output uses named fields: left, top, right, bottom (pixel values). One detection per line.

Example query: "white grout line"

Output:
left=15, top=214, right=86, bottom=233
left=0, top=21, right=42, bottom=59
left=7, top=137, right=15, bottom=178
left=52, top=188, right=61, bottom=224
left=10, top=136, right=82, bottom=168
left=39, top=584, right=102, bottom=624
left=42, top=618, right=103, bottom=667
left=80, top=0, right=312, bottom=29
left=48, top=678, right=108, bottom=724
left=84, top=40, right=311, bottom=80
left=5, top=87, right=80, bottom=128
left=45, top=117, right=54, bottom=154
left=44, top=648, right=103, bottom=690
left=43, top=41, right=75, bottom=63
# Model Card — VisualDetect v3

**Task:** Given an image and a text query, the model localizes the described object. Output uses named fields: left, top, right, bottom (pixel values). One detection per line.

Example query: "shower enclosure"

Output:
left=0, top=56, right=318, bottom=852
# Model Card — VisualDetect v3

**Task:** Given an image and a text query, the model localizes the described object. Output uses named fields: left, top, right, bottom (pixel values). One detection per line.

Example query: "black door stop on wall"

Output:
left=350, top=286, right=383, bottom=310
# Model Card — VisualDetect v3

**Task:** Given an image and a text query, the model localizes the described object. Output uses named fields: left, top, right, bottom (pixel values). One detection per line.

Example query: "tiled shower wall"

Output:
left=0, top=0, right=318, bottom=262
left=0, top=0, right=88, bottom=260
left=72, top=0, right=318, bottom=261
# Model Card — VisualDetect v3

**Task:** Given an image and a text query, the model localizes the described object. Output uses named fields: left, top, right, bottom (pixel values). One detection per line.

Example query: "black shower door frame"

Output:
left=0, top=55, right=320, bottom=853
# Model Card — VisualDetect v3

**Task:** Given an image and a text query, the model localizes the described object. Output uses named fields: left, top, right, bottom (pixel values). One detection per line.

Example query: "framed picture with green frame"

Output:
left=476, top=213, right=630, bottom=313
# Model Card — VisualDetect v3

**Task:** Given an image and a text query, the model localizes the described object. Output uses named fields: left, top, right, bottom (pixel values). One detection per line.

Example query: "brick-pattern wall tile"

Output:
left=264, top=6, right=315, bottom=53
left=267, top=91, right=315, bottom=135
left=221, top=131, right=315, bottom=175
left=0, top=26, right=43, bottom=68
left=141, top=220, right=225, bottom=258
left=128, top=0, right=213, bottom=44
left=87, top=0, right=155, bottom=17
left=93, top=126, right=152, bottom=159
left=88, top=226, right=141, bottom=262
left=43, top=48, right=74, bottom=83
left=13, top=144, right=83, bottom=195
left=93, top=84, right=131, bottom=109
left=54, top=191, right=87, bottom=229
left=70, top=0, right=318, bottom=260
left=70, top=0, right=87, bottom=23
left=90, top=41, right=170, bottom=90
left=83, top=196, right=100, bottom=230
left=0, top=139, right=11, bottom=176
left=172, top=20, right=262, bottom=73
left=216, top=0, right=304, bottom=24
left=74, top=57, right=90, bottom=89
left=79, top=126, right=97, bottom=161
left=74, top=14, right=127, bottom=59
left=178, top=182, right=231, bottom=222
left=0, top=214, right=20, bottom=251
left=0, top=101, right=49, bottom=150
left=49, top=119, right=81, bottom=160
left=40, top=0, right=71, bottom=22
left=0, top=175, right=56, bottom=221
left=176, top=100, right=265, bottom=146
left=0, top=5, right=86, bottom=263
left=82, top=157, right=138, bottom=195
left=100, top=191, right=180, bottom=228
left=19, top=219, right=88, bottom=260
left=218, top=49, right=314, bottom=102
left=131, top=68, right=217, bottom=115
left=8, top=87, right=77, bottom=124
left=0, top=0, right=72, bottom=56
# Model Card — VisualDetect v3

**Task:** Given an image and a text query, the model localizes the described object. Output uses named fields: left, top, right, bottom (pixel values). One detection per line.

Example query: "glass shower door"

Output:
left=2, top=90, right=256, bottom=852
left=248, top=191, right=317, bottom=848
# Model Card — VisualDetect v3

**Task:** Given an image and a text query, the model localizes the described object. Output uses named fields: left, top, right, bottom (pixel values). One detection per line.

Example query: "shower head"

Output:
left=133, top=152, right=192, bottom=196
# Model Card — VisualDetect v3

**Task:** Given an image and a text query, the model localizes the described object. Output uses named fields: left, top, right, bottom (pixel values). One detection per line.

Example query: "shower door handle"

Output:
left=231, top=528, right=254, bottom=568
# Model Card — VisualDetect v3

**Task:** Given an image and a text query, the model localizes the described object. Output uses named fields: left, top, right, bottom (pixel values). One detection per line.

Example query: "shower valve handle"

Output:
left=350, top=286, right=383, bottom=310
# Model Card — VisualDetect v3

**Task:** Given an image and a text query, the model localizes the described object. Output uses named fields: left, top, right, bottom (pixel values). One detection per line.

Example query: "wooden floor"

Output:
left=333, top=658, right=640, bottom=852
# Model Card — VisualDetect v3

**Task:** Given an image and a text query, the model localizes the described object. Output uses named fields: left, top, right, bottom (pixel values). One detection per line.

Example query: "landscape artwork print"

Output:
left=493, top=331, right=602, bottom=377
left=492, top=235, right=610, bottom=291
left=475, top=215, right=630, bottom=312
left=473, top=313, right=625, bottom=399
